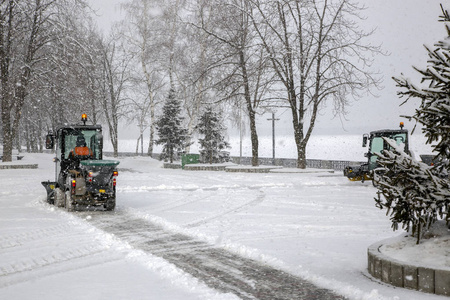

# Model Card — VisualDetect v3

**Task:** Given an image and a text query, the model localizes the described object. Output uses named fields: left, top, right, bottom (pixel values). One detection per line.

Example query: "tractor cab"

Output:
left=344, top=122, right=409, bottom=182
left=364, top=126, right=409, bottom=171
left=45, top=114, right=104, bottom=187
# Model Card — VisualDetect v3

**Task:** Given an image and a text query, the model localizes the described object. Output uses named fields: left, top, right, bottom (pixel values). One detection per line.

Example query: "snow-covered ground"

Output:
left=0, top=137, right=446, bottom=300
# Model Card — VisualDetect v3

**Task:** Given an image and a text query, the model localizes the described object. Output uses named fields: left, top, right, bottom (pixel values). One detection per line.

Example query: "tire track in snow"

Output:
left=150, top=194, right=213, bottom=213
left=118, top=184, right=260, bottom=215
left=81, top=211, right=346, bottom=300
left=0, top=220, right=123, bottom=288
left=0, top=223, right=73, bottom=250
left=118, top=182, right=288, bottom=193
left=184, top=191, right=266, bottom=228
left=0, top=243, right=122, bottom=288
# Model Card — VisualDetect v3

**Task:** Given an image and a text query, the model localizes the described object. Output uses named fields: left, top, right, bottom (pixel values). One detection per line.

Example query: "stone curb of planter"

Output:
left=184, top=164, right=230, bottom=171
left=0, top=164, right=38, bottom=169
left=367, top=238, right=450, bottom=296
left=224, top=166, right=283, bottom=173
left=163, top=162, right=182, bottom=169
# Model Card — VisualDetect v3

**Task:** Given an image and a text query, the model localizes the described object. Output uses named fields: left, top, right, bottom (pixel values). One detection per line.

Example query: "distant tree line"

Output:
left=0, top=0, right=382, bottom=167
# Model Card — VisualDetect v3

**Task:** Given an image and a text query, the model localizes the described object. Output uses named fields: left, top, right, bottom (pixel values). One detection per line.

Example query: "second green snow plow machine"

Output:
left=343, top=122, right=409, bottom=183
left=42, top=114, right=119, bottom=211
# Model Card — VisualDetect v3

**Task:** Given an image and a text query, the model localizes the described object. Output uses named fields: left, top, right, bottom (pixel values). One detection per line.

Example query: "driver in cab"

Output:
left=70, top=136, right=93, bottom=159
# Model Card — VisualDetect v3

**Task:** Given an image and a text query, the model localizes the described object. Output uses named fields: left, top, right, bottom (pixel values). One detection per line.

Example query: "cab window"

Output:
left=62, top=129, right=100, bottom=159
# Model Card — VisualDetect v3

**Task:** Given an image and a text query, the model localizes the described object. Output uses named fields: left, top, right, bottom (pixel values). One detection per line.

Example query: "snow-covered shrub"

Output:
left=375, top=138, right=449, bottom=244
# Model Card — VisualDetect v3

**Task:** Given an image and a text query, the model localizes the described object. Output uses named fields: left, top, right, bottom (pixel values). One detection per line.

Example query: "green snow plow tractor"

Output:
left=42, top=114, right=119, bottom=211
left=343, top=122, right=409, bottom=183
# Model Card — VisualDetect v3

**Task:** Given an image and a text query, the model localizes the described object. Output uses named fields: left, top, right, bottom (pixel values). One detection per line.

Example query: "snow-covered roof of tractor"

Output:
left=56, top=124, right=102, bottom=131
left=370, top=129, right=408, bottom=136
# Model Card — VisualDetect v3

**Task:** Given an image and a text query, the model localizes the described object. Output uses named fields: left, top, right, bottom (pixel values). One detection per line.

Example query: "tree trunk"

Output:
left=239, top=50, right=258, bottom=166
left=0, top=1, right=14, bottom=162
left=169, top=145, right=174, bottom=163
left=142, top=65, right=155, bottom=157
left=1, top=92, right=13, bottom=161
left=249, top=109, right=259, bottom=166
left=25, top=122, right=31, bottom=152
left=136, top=136, right=140, bottom=154
left=1, top=124, right=13, bottom=162
left=296, top=143, right=307, bottom=169
left=185, top=38, right=207, bottom=154
left=103, top=49, right=121, bottom=159
left=148, top=119, right=154, bottom=156
left=112, top=135, right=118, bottom=158
left=38, top=116, right=43, bottom=153
left=111, top=120, right=118, bottom=158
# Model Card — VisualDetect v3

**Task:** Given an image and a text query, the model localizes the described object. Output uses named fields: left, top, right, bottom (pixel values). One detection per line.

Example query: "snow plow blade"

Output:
left=41, top=181, right=57, bottom=204
left=343, top=165, right=372, bottom=182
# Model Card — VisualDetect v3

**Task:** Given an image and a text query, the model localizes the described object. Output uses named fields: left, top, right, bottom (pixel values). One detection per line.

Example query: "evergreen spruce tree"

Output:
left=376, top=5, right=450, bottom=243
left=155, top=88, right=189, bottom=163
left=196, top=106, right=230, bottom=164
left=375, top=138, right=449, bottom=244
left=393, top=5, right=450, bottom=171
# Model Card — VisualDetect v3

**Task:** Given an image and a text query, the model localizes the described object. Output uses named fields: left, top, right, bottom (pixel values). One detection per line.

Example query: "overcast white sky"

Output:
left=88, top=0, right=124, bottom=32
left=340, top=0, right=444, bottom=134
left=88, top=0, right=445, bottom=137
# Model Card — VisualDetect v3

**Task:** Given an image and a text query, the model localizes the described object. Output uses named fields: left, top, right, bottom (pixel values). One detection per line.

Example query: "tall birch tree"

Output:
left=121, top=0, right=165, bottom=156
left=101, top=36, right=132, bottom=157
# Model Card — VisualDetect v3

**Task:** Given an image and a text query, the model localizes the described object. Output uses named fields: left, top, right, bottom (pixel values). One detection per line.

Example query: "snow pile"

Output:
left=381, top=221, right=450, bottom=270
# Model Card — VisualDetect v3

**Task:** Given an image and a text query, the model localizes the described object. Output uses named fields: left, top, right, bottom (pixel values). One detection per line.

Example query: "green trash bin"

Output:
left=181, top=154, right=200, bottom=169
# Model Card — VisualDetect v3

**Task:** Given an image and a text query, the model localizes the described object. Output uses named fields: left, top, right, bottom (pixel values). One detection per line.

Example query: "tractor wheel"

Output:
left=104, top=198, right=116, bottom=211
left=54, top=188, right=65, bottom=207
left=65, top=191, right=74, bottom=212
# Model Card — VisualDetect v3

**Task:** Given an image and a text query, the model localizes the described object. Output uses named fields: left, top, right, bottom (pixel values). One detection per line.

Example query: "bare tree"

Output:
left=162, top=0, right=186, bottom=88
left=194, top=0, right=273, bottom=166
left=120, top=0, right=168, bottom=156
left=0, top=0, right=104, bottom=157
left=0, top=0, right=56, bottom=161
left=176, top=0, right=216, bottom=153
left=101, top=35, right=133, bottom=157
left=250, top=0, right=382, bottom=168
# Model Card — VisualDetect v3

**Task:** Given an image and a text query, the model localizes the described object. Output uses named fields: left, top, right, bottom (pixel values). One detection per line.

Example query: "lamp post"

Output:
left=239, top=101, right=243, bottom=164
left=267, top=112, right=279, bottom=165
